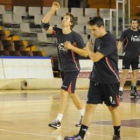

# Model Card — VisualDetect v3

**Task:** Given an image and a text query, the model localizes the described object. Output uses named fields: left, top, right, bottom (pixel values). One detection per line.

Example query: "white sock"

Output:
left=119, top=87, right=123, bottom=91
left=79, top=108, right=85, bottom=116
left=56, top=113, right=63, bottom=122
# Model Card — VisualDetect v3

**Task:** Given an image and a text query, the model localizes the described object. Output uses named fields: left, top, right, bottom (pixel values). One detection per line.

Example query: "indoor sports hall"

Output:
left=0, top=0, right=139, bottom=140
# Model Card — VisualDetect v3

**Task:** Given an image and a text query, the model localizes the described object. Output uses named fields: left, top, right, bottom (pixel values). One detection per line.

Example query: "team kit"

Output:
left=41, top=2, right=140, bottom=140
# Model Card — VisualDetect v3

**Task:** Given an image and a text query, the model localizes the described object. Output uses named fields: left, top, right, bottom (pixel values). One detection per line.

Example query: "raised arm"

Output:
left=41, top=2, right=60, bottom=33
left=42, top=2, right=60, bottom=23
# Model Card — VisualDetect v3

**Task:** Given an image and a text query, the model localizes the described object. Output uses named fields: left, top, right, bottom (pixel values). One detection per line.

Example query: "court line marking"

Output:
left=0, top=128, right=60, bottom=138
left=0, top=128, right=139, bottom=140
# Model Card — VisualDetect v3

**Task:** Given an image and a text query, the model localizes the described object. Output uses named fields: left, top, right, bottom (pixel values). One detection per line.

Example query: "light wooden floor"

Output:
left=0, top=89, right=140, bottom=140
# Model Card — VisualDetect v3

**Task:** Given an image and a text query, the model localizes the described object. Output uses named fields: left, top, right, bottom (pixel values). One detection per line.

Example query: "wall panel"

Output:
left=88, top=0, right=140, bottom=19
left=0, top=0, right=54, bottom=9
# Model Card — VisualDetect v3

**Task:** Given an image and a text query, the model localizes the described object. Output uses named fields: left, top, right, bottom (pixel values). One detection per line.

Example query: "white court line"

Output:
left=0, top=128, right=139, bottom=140
left=0, top=128, right=59, bottom=138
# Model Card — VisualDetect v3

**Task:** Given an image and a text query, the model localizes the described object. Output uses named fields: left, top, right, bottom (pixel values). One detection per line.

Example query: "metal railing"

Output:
left=116, top=0, right=131, bottom=38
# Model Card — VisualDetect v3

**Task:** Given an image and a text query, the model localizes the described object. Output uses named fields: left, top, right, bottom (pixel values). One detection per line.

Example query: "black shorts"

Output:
left=87, top=81, right=120, bottom=107
left=123, top=56, right=139, bottom=70
left=61, top=71, right=79, bottom=93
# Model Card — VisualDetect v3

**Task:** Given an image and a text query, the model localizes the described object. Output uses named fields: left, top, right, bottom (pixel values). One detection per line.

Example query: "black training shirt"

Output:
left=41, top=23, right=85, bottom=71
left=120, top=28, right=140, bottom=58
left=90, top=32, right=119, bottom=84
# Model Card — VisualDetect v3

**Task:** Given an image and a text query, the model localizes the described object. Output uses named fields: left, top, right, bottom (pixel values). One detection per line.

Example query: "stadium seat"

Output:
left=0, top=40, right=4, bottom=50
left=37, top=33, right=56, bottom=47
left=9, top=51, right=21, bottom=56
left=42, top=7, right=51, bottom=15
left=0, top=30, right=7, bottom=40
left=20, top=23, right=37, bottom=39
left=32, top=51, right=43, bottom=56
left=20, top=51, right=33, bottom=56
left=0, top=5, right=6, bottom=18
left=1, top=40, right=15, bottom=51
left=13, top=40, right=25, bottom=51
left=77, top=16, right=90, bottom=25
left=33, top=15, right=44, bottom=32
left=71, top=8, right=83, bottom=17
left=84, top=8, right=97, bottom=17
left=49, top=16, right=62, bottom=27
left=73, top=25, right=86, bottom=34
left=0, top=50, right=10, bottom=56
left=56, top=7, right=69, bottom=17
left=13, top=6, right=27, bottom=17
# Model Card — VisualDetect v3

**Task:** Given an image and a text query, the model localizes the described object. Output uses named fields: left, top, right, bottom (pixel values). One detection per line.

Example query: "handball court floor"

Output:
left=0, top=87, right=140, bottom=140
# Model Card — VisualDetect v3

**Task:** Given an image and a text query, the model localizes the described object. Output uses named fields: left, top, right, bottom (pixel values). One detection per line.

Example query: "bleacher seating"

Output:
left=56, top=7, right=69, bottom=17
left=13, top=40, right=25, bottom=51
left=49, top=16, right=62, bottom=27
left=0, top=5, right=105, bottom=60
left=0, top=40, right=4, bottom=50
left=0, top=30, right=6, bottom=40
left=84, top=8, right=97, bottom=17
left=9, top=51, right=21, bottom=56
left=0, top=5, right=6, bottom=18
left=13, top=6, right=27, bottom=17
left=2, top=40, right=15, bottom=51
left=70, top=8, right=83, bottom=17
left=73, top=24, right=86, bottom=34
left=28, top=7, right=41, bottom=17
left=77, top=16, right=90, bottom=25
left=42, top=7, right=51, bottom=15
left=0, top=4, right=123, bottom=60
left=0, top=3, right=127, bottom=77
left=20, top=23, right=37, bottom=39
left=33, top=15, right=44, bottom=32
left=0, top=50, right=10, bottom=56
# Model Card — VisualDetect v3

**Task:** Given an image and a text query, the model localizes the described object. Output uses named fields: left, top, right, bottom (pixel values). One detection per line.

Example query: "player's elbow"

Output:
left=41, top=22, right=50, bottom=31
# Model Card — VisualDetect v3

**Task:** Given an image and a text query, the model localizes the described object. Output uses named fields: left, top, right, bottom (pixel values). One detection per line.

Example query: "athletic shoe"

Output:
left=130, top=90, right=140, bottom=98
left=75, top=116, right=83, bottom=127
left=64, top=135, right=82, bottom=140
left=112, top=135, right=121, bottom=140
left=48, top=120, right=61, bottom=129
left=118, top=91, right=123, bottom=99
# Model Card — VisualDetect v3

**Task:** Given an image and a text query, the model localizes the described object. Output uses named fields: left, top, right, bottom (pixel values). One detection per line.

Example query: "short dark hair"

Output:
left=65, top=13, right=77, bottom=29
left=131, top=18, right=139, bottom=23
left=88, top=16, right=104, bottom=27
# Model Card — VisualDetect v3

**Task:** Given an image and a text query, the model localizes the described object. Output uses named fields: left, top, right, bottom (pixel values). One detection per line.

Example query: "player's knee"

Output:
left=122, top=70, right=129, bottom=75
left=86, top=104, right=95, bottom=111
left=132, top=70, right=139, bottom=76
left=69, top=93, right=75, bottom=98
left=61, top=90, right=68, bottom=98
left=108, top=106, right=120, bottom=113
